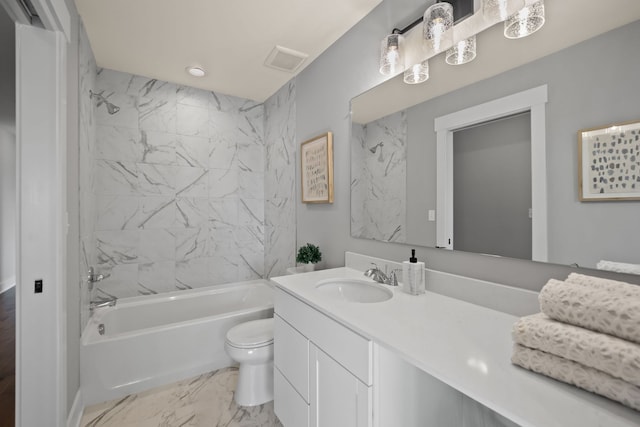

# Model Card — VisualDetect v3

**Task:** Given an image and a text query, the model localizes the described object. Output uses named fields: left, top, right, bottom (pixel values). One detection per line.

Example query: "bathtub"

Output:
left=81, top=279, right=274, bottom=405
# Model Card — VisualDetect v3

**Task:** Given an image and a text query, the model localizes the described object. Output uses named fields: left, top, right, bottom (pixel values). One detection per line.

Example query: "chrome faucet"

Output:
left=89, top=297, right=117, bottom=315
left=364, top=263, right=399, bottom=286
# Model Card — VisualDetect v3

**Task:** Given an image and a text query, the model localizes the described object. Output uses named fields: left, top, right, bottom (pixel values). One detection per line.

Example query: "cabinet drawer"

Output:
left=275, top=288, right=372, bottom=385
left=274, top=314, right=309, bottom=402
left=275, top=367, right=309, bottom=427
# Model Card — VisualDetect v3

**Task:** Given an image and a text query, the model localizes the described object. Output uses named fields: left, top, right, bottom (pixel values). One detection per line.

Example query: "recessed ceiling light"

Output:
left=186, top=66, right=206, bottom=77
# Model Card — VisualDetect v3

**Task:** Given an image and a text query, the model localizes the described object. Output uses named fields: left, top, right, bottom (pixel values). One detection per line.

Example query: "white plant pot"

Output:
left=300, top=263, right=316, bottom=272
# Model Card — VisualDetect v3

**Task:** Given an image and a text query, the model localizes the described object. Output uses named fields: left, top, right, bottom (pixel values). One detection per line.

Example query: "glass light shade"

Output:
left=403, top=60, right=429, bottom=84
left=445, top=35, right=476, bottom=65
left=423, top=1, right=453, bottom=53
left=379, top=34, right=404, bottom=76
left=483, top=0, right=525, bottom=22
left=504, top=0, right=545, bottom=39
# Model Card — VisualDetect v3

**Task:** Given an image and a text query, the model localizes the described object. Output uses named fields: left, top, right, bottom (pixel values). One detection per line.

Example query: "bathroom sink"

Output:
left=315, top=279, right=393, bottom=303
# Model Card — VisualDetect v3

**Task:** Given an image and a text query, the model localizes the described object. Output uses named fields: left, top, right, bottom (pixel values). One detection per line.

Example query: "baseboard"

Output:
left=67, top=389, right=84, bottom=427
left=0, top=277, right=15, bottom=294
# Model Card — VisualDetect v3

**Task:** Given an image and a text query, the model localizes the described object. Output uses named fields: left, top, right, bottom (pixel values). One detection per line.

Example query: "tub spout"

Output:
left=90, top=298, right=117, bottom=314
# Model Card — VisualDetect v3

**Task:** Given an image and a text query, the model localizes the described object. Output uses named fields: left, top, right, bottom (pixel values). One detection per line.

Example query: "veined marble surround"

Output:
left=351, top=111, right=407, bottom=242
left=78, top=26, right=296, bottom=310
left=78, top=21, right=97, bottom=328
left=92, top=67, right=266, bottom=299
left=264, top=81, right=297, bottom=278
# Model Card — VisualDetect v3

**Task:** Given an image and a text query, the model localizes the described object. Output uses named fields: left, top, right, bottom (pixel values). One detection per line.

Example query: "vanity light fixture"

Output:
left=445, top=35, right=476, bottom=65
left=378, top=0, right=546, bottom=84
left=504, top=0, right=545, bottom=39
left=186, top=66, right=206, bottom=77
left=424, top=1, right=454, bottom=53
left=404, top=60, right=430, bottom=84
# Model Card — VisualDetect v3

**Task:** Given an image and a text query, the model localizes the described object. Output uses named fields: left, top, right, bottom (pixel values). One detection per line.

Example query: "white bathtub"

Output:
left=80, top=280, right=274, bottom=405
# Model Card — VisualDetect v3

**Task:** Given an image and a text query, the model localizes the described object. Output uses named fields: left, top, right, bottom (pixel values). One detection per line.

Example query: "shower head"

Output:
left=106, top=102, right=120, bottom=115
left=90, top=90, right=121, bottom=115
left=369, top=142, right=384, bottom=153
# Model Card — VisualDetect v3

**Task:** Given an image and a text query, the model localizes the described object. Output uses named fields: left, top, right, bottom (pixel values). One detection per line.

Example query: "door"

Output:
left=452, top=112, right=532, bottom=260
left=309, top=343, right=371, bottom=427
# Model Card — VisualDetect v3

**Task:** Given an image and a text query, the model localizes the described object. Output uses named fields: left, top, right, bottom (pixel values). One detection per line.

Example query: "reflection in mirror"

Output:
left=350, top=11, right=640, bottom=272
left=351, top=112, right=407, bottom=242
left=453, top=112, right=532, bottom=259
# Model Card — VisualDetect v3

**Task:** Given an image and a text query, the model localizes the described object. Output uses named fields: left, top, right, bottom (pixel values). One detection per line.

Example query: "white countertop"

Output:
left=272, top=267, right=640, bottom=427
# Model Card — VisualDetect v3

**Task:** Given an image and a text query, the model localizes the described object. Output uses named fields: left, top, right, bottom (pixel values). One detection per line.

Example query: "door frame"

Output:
left=12, top=0, right=71, bottom=424
left=434, top=85, right=548, bottom=262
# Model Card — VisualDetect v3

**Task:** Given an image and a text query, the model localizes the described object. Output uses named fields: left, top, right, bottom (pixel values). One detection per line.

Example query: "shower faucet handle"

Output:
left=88, top=267, right=104, bottom=290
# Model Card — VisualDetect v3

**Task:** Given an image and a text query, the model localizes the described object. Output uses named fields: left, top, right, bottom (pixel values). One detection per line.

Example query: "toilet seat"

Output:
left=226, top=318, right=274, bottom=349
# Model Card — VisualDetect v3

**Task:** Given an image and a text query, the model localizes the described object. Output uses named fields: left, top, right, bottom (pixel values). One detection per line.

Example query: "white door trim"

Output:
left=15, top=22, right=68, bottom=427
left=434, top=85, right=548, bottom=262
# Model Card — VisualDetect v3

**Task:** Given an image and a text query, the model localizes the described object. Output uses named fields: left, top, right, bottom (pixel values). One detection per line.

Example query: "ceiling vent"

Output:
left=264, top=45, right=308, bottom=73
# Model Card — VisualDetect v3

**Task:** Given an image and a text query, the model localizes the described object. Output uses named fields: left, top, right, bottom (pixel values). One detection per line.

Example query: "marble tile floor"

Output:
left=81, top=367, right=283, bottom=427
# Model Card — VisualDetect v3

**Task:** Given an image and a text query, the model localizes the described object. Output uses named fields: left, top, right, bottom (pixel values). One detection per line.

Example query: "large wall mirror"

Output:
left=350, top=2, right=640, bottom=271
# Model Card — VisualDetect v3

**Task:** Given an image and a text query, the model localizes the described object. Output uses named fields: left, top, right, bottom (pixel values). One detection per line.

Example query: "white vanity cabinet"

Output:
left=274, top=287, right=373, bottom=427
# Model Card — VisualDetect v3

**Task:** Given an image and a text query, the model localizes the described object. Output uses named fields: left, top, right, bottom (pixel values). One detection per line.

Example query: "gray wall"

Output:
left=453, top=113, right=532, bottom=260
left=0, top=3, right=15, bottom=290
left=296, top=1, right=640, bottom=290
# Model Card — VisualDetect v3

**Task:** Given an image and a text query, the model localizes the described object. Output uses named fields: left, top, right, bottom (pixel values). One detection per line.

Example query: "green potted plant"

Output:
left=296, top=243, right=322, bottom=272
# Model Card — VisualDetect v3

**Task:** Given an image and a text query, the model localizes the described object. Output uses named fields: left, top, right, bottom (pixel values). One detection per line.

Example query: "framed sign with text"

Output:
left=301, top=132, right=334, bottom=203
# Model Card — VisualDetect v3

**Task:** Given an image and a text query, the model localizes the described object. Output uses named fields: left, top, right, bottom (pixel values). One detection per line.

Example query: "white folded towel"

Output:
left=567, top=273, right=640, bottom=296
left=513, top=313, right=640, bottom=387
left=596, top=260, right=640, bottom=275
left=512, top=344, right=640, bottom=411
left=539, top=278, right=640, bottom=344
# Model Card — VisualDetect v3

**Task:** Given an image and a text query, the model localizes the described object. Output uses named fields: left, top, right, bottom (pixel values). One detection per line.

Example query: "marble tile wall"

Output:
left=78, top=22, right=97, bottom=328
left=90, top=69, right=267, bottom=299
left=264, top=81, right=296, bottom=277
left=351, top=111, right=407, bottom=242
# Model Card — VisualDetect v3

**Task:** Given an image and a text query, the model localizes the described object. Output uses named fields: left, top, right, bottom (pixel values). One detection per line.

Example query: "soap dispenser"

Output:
left=402, top=249, right=425, bottom=295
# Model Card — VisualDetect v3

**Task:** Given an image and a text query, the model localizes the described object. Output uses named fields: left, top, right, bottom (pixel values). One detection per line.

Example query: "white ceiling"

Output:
left=353, top=0, right=640, bottom=124
left=74, top=0, right=382, bottom=102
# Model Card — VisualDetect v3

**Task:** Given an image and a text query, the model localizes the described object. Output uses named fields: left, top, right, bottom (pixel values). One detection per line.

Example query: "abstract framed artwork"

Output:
left=301, top=132, right=334, bottom=204
left=578, top=120, right=640, bottom=201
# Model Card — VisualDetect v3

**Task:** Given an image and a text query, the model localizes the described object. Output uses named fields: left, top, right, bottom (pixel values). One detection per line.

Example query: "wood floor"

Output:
left=0, top=286, right=15, bottom=427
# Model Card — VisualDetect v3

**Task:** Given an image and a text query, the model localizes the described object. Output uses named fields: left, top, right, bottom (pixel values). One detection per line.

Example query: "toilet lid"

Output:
left=226, top=318, right=274, bottom=348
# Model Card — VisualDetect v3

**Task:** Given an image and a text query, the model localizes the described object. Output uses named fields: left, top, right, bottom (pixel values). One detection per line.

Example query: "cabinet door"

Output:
left=274, top=314, right=309, bottom=402
left=309, top=344, right=372, bottom=427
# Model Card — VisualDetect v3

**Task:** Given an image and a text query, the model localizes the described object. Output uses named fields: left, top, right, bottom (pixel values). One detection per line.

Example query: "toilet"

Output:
left=224, top=317, right=274, bottom=407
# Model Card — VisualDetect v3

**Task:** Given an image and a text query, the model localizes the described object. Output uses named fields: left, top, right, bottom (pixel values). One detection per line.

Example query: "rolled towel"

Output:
left=513, top=313, right=640, bottom=387
left=566, top=273, right=640, bottom=297
left=512, top=344, right=640, bottom=411
left=539, top=279, right=640, bottom=344
left=596, top=260, right=640, bottom=276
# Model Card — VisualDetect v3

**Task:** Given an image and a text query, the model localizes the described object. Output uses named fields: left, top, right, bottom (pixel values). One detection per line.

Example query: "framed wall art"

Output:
left=579, top=120, right=640, bottom=201
left=301, top=132, right=334, bottom=204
